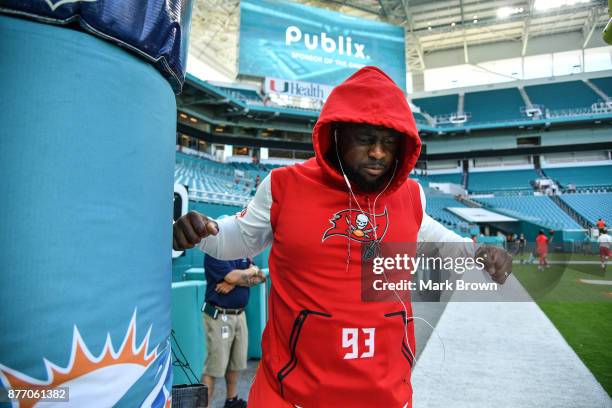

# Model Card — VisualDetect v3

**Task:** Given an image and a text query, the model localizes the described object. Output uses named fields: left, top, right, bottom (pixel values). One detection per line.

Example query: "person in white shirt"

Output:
left=597, top=229, right=611, bottom=270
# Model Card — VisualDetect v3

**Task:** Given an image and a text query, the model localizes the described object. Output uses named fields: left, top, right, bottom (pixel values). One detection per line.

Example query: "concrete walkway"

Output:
left=411, top=273, right=612, bottom=408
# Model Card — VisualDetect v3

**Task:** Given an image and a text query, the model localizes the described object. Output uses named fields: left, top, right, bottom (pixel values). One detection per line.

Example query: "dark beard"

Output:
left=325, top=150, right=391, bottom=193
left=342, top=162, right=390, bottom=193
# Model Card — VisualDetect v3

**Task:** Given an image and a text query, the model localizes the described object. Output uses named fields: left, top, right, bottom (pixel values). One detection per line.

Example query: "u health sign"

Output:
left=239, top=0, right=406, bottom=89
left=264, top=77, right=333, bottom=102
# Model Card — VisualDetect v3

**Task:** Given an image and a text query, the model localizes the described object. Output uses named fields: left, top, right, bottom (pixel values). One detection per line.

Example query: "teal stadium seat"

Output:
left=560, top=193, right=612, bottom=225
left=464, top=88, right=525, bottom=123
left=543, top=165, right=612, bottom=188
left=412, top=94, right=458, bottom=117
left=524, top=81, right=600, bottom=111
left=216, top=86, right=264, bottom=105
left=476, top=195, right=581, bottom=229
left=175, top=152, right=256, bottom=204
left=264, top=163, right=283, bottom=171
left=590, top=77, right=612, bottom=98
left=413, top=173, right=463, bottom=187
left=413, top=111, right=429, bottom=124
left=425, top=195, right=469, bottom=228
left=468, top=169, right=537, bottom=192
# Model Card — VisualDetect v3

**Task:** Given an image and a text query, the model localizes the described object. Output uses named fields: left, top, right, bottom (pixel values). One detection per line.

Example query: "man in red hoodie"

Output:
left=173, top=66, right=512, bottom=407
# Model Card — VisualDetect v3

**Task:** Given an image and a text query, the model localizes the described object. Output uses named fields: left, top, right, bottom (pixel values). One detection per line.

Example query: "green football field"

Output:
left=512, top=254, right=612, bottom=396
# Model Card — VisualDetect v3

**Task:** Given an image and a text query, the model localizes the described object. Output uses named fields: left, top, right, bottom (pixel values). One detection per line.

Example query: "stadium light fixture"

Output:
left=497, top=6, right=523, bottom=18
left=497, top=7, right=512, bottom=18
left=534, top=0, right=589, bottom=11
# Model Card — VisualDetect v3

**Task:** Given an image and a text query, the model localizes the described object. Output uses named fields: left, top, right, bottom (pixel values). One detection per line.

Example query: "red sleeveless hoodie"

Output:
left=256, top=67, right=423, bottom=407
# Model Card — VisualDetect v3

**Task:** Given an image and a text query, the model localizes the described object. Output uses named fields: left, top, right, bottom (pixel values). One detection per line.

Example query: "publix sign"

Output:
left=285, top=26, right=367, bottom=59
left=239, top=0, right=406, bottom=89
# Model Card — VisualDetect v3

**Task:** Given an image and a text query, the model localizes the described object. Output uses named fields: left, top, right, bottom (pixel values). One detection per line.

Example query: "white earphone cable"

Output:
left=334, top=126, right=445, bottom=380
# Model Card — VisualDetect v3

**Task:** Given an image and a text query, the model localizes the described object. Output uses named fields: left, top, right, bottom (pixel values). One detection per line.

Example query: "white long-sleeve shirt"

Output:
left=598, top=233, right=612, bottom=249
left=200, top=174, right=474, bottom=260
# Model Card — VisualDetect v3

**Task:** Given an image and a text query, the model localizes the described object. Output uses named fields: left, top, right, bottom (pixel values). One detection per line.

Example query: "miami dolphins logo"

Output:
left=322, top=207, right=389, bottom=243
left=0, top=310, right=171, bottom=408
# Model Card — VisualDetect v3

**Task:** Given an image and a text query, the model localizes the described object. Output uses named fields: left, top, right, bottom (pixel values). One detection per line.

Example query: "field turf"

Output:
left=512, top=254, right=612, bottom=396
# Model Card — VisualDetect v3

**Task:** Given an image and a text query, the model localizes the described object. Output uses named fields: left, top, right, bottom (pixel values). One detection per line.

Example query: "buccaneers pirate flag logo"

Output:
left=322, top=207, right=389, bottom=243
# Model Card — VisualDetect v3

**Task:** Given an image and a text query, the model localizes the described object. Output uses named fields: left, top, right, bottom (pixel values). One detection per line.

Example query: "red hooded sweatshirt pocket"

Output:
left=274, top=308, right=415, bottom=407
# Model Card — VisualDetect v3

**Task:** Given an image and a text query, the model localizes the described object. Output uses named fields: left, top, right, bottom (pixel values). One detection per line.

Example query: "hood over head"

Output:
left=312, top=66, right=421, bottom=195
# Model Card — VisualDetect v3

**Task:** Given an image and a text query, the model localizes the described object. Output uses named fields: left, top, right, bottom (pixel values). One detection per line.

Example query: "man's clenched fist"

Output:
left=476, top=245, right=512, bottom=284
left=173, top=211, right=218, bottom=251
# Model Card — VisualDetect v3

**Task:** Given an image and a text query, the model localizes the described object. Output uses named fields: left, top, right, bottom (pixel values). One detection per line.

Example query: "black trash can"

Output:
left=171, top=383, right=208, bottom=408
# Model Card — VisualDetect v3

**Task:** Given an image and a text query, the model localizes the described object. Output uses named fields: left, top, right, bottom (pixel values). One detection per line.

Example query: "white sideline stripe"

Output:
left=411, top=272, right=612, bottom=408
left=578, top=279, right=612, bottom=286
left=512, top=260, right=611, bottom=265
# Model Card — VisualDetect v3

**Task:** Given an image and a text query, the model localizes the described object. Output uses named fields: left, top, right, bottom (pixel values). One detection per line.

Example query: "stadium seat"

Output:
left=543, top=165, right=612, bottom=188
left=413, top=111, right=429, bottom=124
left=590, top=77, right=612, bottom=98
left=524, top=81, right=600, bottom=111
left=175, top=152, right=259, bottom=205
left=476, top=195, right=581, bottom=229
left=425, top=195, right=469, bottom=228
left=411, top=94, right=458, bottom=117
left=413, top=173, right=463, bottom=186
left=559, top=192, right=612, bottom=226
left=464, top=88, right=525, bottom=123
left=468, top=169, right=537, bottom=192
left=216, top=86, right=264, bottom=105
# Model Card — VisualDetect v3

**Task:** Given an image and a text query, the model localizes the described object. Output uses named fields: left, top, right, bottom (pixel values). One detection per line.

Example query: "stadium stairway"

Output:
left=584, top=79, right=611, bottom=102
left=455, top=195, right=482, bottom=208
left=548, top=194, right=592, bottom=229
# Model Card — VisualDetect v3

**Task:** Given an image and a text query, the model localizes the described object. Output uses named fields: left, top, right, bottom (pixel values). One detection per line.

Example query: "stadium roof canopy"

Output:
left=446, top=207, right=518, bottom=223
left=189, top=0, right=609, bottom=79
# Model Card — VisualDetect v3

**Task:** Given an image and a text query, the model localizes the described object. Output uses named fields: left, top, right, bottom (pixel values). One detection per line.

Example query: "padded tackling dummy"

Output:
left=0, top=15, right=176, bottom=407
